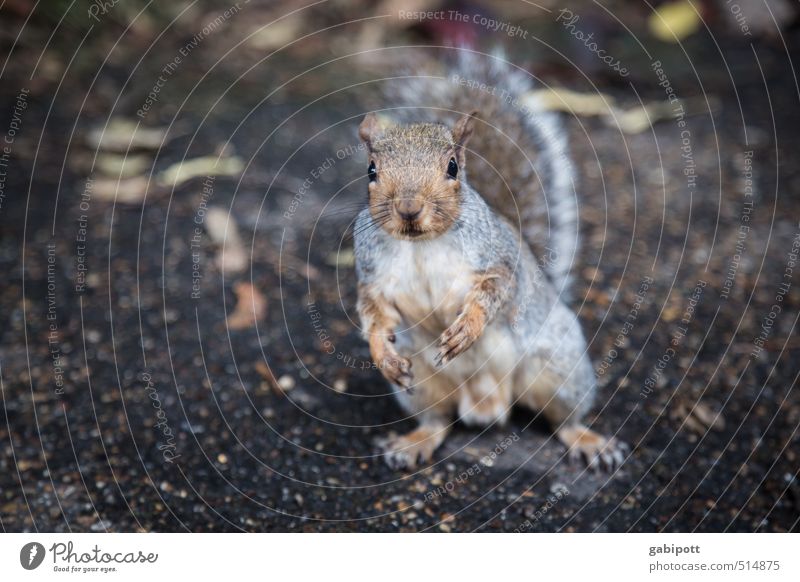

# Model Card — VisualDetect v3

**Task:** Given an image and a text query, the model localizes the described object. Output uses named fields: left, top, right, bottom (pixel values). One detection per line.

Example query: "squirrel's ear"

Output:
left=359, top=113, right=382, bottom=149
left=453, top=110, right=478, bottom=151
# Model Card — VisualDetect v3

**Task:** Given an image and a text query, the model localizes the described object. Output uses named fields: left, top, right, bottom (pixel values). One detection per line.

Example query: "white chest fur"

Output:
left=373, top=233, right=520, bottom=421
left=374, top=234, right=474, bottom=334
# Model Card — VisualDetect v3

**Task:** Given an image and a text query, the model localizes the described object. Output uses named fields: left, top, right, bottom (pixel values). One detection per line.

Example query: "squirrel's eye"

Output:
left=447, top=157, right=458, bottom=179
left=368, top=161, right=377, bottom=183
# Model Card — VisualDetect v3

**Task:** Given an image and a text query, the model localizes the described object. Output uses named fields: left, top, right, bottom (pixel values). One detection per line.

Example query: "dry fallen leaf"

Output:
left=671, top=398, right=725, bottom=435
left=226, top=282, right=267, bottom=330
left=326, top=248, right=355, bottom=267
left=613, top=97, right=720, bottom=133
left=204, top=207, right=248, bottom=275
left=690, top=400, right=726, bottom=430
left=255, top=360, right=279, bottom=390
left=157, top=155, right=244, bottom=188
left=649, top=0, right=702, bottom=42
left=527, top=87, right=616, bottom=117
left=91, top=176, right=150, bottom=203
left=614, top=101, right=677, bottom=134
left=88, top=119, right=169, bottom=151
left=96, top=153, right=151, bottom=178
left=525, top=89, right=719, bottom=134
left=246, top=15, right=302, bottom=50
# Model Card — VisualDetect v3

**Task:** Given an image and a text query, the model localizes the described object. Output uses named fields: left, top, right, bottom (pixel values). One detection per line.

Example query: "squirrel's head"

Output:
left=358, top=111, right=477, bottom=241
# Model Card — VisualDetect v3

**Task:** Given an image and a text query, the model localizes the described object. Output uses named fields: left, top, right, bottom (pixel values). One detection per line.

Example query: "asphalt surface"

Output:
left=1, top=3, right=799, bottom=532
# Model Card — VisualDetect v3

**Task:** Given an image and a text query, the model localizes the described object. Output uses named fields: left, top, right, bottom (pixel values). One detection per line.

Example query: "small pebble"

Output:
left=277, top=375, right=295, bottom=391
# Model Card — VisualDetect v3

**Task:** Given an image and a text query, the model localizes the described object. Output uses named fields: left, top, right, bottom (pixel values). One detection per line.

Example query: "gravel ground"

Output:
left=1, top=2, right=799, bottom=532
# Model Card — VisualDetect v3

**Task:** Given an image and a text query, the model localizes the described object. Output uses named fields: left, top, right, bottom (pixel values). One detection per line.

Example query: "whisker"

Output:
left=350, top=213, right=391, bottom=239
left=348, top=222, right=388, bottom=243
left=321, top=203, right=386, bottom=218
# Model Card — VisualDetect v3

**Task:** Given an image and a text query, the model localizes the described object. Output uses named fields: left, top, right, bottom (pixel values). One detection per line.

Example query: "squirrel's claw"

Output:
left=567, top=437, right=628, bottom=472
left=436, top=339, right=470, bottom=366
left=437, top=314, right=482, bottom=365
left=381, top=352, right=414, bottom=391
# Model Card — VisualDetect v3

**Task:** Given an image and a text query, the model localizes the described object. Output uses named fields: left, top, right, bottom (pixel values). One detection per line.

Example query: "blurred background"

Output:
left=1, top=0, right=799, bottom=532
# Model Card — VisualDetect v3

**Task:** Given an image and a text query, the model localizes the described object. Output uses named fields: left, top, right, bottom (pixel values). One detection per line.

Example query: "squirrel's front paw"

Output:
left=436, top=307, right=485, bottom=366
left=380, top=352, right=413, bottom=390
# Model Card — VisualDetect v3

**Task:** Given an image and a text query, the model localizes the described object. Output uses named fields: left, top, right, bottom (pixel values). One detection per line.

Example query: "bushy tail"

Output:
left=380, top=49, right=578, bottom=294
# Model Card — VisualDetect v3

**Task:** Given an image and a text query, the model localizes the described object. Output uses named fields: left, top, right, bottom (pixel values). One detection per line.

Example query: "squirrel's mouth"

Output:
left=390, top=212, right=450, bottom=241
left=398, top=224, right=425, bottom=239
left=379, top=201, right=452, bottom=241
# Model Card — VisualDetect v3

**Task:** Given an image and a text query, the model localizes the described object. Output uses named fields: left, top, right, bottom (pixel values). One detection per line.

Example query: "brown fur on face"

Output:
left=358, top=111, right=477, bottom=241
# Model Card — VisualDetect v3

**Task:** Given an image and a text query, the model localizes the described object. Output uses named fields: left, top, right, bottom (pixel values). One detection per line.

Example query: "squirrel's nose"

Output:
left=395, top=199, right=423, bottom=221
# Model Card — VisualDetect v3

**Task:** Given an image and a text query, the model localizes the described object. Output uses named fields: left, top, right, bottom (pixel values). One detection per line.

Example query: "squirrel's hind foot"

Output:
left=376, top=423, right=451, bottom=470
left=556, top=425, right=629, bottom=472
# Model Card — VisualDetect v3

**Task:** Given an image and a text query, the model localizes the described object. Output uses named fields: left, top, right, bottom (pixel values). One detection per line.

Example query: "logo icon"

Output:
left=20, top=542, right=46, bottom=570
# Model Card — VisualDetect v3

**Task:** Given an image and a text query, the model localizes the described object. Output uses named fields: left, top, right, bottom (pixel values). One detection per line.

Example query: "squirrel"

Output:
left=353, top=51, right=626, bottom=471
